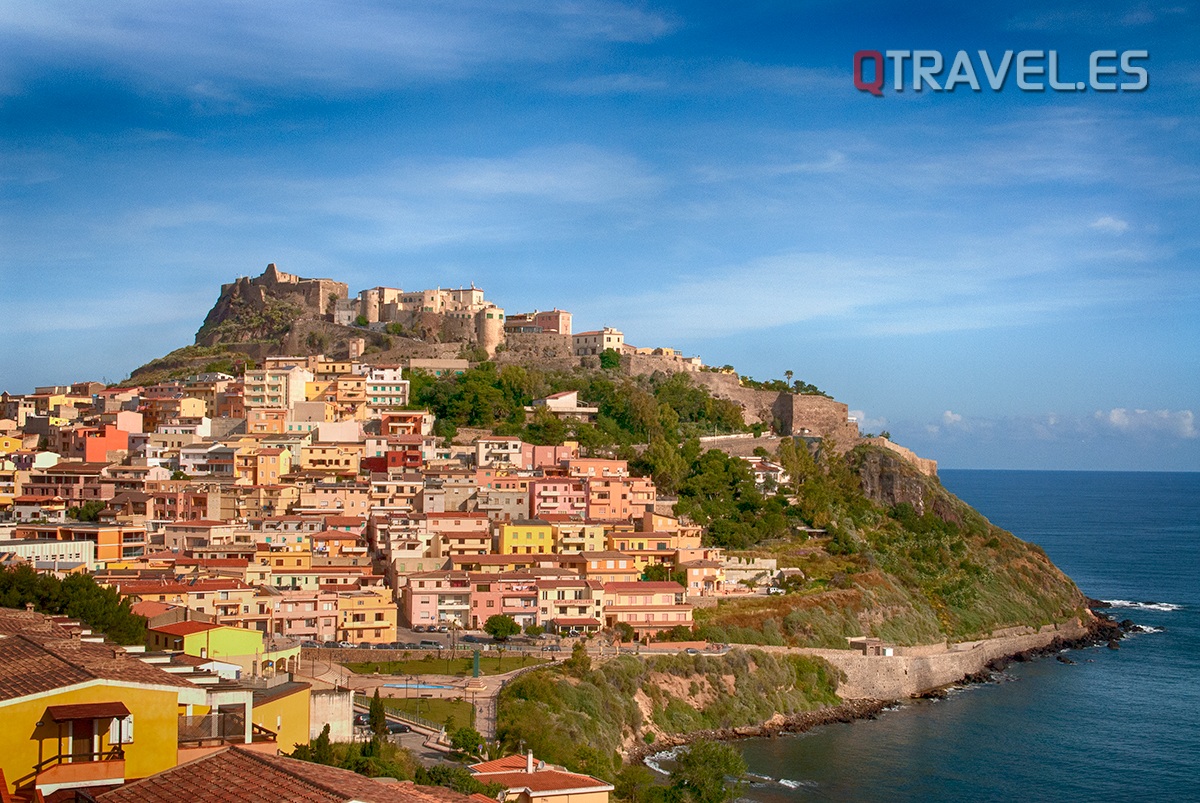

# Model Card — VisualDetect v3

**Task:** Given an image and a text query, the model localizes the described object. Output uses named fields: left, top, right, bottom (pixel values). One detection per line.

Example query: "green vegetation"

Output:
left=344, top=653, right=547, bottom=676
left=289, top=726, right=503, bottom=796
left=66, top=500, right=105, bottom=522
left=738, top=372, right=827, bottom=396
left=599, top=348, right=622, bottom=370
left=690, top=442, right=1087, bottom=646
left=375, top=696, right=475, bottom=728
left=496, top=649, right=840, bottom=781
left=198, top=296, right=306, bottom=346
left=483, top=614, right=520, bottom=641
left=126, top=343, right=254, bottom=384
left=368, top=689, right=387, bottom=737
left=667, top=739, right=748, bottom=803
left=407, top=364, right=746, bottom=456
left=0, top=565, right=147, bottom=644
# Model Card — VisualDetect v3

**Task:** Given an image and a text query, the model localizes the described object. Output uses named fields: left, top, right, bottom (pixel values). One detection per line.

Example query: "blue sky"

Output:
left=2, top=1, right=1197, bottom=470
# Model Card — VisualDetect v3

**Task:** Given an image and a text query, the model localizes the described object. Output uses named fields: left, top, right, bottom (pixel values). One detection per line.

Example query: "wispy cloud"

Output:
left=1089, top=215, right=1131, bottom=234
left=0, top=1, right=678, bottom=95
left=916, top=407, right=1197, bottom=443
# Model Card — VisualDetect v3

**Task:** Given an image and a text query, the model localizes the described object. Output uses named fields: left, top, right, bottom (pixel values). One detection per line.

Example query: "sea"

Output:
left=731, top=470, right=1200, bottom=802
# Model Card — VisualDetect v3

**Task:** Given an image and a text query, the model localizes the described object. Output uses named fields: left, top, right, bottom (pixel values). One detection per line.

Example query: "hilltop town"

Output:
left=0, top=264, right=1088, bottom=802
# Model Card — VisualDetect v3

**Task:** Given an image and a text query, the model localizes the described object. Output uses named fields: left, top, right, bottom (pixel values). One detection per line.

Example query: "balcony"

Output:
left=33, top=746, right=126, bottom=796
left=177, top=712, right=276, bottom=749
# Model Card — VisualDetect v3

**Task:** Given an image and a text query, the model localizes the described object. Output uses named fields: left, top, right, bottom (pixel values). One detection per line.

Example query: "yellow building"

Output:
left=0, top=608, right=206, bottom=800
left=500, top=519, right=553, bottom=555
left=249, top=680, right=311, bottom=754
left=336, top=588, right=397, bottom=644
left=147, top=621, right=301, bottom=678
left=549, top=520, right=607, bottom=553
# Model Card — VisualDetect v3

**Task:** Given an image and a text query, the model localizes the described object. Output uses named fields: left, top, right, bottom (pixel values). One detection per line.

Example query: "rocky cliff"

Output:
left=195, top=263, right=347, bottom=347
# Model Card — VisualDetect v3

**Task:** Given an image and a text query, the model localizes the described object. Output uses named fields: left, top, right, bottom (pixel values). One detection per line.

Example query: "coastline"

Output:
left=627, top=611, right=1125, bottom=765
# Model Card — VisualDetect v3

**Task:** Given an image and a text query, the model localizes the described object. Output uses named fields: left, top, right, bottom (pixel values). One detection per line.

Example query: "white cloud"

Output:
left=1095, top=408, right=1197, bottom=439
left=0, top=1, right=678, bottom=93
left=850, top=409, right=888, bottom=433
left=1090, top=215, right=1130, bottom=234
left=909, top=408, right=1198, bottom=445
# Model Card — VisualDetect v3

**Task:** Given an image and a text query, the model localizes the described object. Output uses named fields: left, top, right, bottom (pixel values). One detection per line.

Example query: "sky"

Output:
left=1, top=1, right=1197, bottom=471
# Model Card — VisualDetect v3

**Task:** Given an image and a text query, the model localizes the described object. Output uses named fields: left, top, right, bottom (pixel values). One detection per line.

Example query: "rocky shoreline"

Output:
left=626, top=698, right=893, bottom=764
left=631, top=609, right=1135, bottom=763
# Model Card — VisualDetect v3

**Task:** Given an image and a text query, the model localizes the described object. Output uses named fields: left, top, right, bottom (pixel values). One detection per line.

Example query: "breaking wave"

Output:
left=1100, top=600, right=1182, bottom=612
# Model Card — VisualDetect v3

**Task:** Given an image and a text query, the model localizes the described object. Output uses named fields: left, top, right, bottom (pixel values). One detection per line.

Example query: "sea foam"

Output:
left=1101, top=600, right=1182, bottom=612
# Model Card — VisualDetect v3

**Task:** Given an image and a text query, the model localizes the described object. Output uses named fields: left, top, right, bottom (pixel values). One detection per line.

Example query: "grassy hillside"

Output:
left=496, top=649, right=840, bottom=781
left=693, top=442, right=1087, bottom=646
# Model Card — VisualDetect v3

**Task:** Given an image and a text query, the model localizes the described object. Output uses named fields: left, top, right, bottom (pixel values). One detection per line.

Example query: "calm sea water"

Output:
left=734, top=470, right=1200, bottom=802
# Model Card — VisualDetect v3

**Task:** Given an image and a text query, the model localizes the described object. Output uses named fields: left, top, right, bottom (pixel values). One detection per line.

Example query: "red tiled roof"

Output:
left=603, top=581, right=685, bottom=592
left=150, top=620, right=223, bottom=637
left=0, top=608, right=198, bottom=701
left=468, top=754, right=529, bottom=774
left=128, top=601, right=177, bottom=618
left=475, top=769, right=614, bottom=795
left=96, top=746, right=473, bottom=803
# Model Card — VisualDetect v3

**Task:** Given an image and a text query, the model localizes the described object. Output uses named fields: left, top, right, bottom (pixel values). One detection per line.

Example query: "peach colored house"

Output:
left=468, top=571, right=539, bottom=629
left=602, top=581, right=693, bottom=637
left=528, top=477, right=587, bottom=518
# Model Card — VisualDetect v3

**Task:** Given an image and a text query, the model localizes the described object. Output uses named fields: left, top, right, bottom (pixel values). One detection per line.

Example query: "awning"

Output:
left=551, top=617, right=602, bottom=627
left=46, top=702, right=131, bottom=722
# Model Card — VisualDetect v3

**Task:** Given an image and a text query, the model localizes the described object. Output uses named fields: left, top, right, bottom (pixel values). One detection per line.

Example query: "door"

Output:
left=70, top=719, right=96, bottom=762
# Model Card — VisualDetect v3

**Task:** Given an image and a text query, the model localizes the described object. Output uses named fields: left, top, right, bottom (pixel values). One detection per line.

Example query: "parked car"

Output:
left=357, top=642, right=373, bottom=649
left=385, top=721, right=411, bottom=734
left=336, top=641, right=354, bottom=648
left=435, top=624, right=449, bottom=633
left=412, top=625, right=426, bottom=633
left=353, top=713, right=369, bottom=726
left=300, top=640, right=321, bottom=648
left=321, top=640, right=338, bottom=648
left=541, top=645, right=563, bottom=653
left=685, top=648, right=700, bottom=656
left=419, top=639, right=443, bottom=649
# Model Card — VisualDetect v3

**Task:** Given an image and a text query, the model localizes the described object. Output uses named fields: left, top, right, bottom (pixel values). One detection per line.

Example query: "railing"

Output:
left=33, top=745, right=125, bottom=773
left=177, top=711, right=275, bottom=747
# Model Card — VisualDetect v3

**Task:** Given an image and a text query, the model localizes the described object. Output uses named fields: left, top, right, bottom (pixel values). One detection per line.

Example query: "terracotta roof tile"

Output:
left=97, top=746, right=474, bottom=803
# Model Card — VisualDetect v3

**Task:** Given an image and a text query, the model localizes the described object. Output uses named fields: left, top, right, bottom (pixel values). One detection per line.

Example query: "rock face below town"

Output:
left=196, top=263, right=348, bottom=347
left=854, top=447, right=957, bottom=520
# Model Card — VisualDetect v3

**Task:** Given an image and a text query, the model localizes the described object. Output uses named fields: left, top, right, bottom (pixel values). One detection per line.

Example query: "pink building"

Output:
left=602, top=581, right=693, bottom=637
left=403, top=570, right=471, bottom=627
left=468, top=571, right=539, bottom=629
left=528, top=477, right=587, bottom=518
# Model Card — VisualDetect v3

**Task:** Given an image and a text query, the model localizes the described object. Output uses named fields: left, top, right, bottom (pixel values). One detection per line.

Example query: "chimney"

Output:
left=527, top=750, right=534, bottom=774
left=25, top=602, right=35, bottom=613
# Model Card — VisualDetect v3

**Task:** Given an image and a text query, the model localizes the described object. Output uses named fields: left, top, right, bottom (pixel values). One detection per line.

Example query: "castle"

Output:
left=335, top=284, right=506, bottom=356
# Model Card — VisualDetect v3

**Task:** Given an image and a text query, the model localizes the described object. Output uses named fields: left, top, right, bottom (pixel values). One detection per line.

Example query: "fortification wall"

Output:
left=865, top=437, right=938, bottom=477
left=764, top=619, right=1088, bottom=699
left=623, top=353, right=704, bottom=376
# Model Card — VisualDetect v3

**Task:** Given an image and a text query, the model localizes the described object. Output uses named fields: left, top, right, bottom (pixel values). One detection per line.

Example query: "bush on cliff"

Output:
left=495, top=650, right=839, bottom=781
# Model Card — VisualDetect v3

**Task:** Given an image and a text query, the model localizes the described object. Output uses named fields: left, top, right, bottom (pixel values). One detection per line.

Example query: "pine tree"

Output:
left=369, top=688, right=387, bottom=737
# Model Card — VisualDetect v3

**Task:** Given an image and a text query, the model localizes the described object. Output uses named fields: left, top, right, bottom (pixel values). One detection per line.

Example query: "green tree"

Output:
left=67, top=500, right=105, bottom=522
left=484, top=614, right=520, bottom=641
left=0, top=566, right=146, bottom=644
left=615, top=764, right=661, bottom=803
left=599, top=348, right=622, bottom=370
left=563, top=641, right=591, bottom=676
left=354, top=314, right=369, bottom=327
left=449, top=725, right=484, bottom=757
left=170, top=470, right=190, bottom=481
left=669, top=739, right=747, bottom=803
left=369, top=689, right=387, bottom=737
left=312, top=723, right=335, bottom=765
